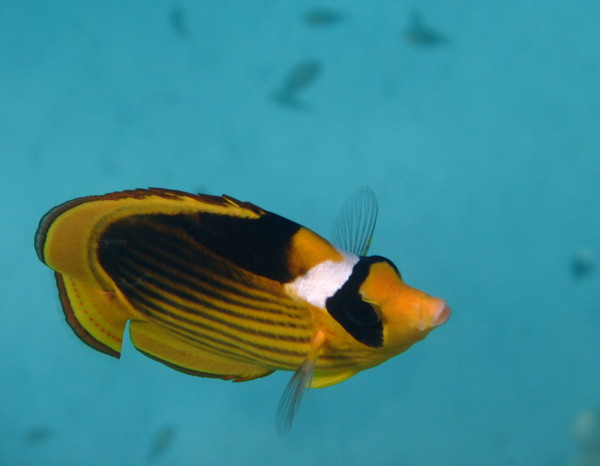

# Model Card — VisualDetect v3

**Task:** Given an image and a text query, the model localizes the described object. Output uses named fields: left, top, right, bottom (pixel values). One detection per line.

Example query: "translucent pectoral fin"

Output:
left=275, top=330, right=326, bottom=435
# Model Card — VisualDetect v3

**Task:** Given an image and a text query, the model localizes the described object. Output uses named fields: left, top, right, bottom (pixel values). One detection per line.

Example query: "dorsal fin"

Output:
left=331, top=187, right=378, bottom=256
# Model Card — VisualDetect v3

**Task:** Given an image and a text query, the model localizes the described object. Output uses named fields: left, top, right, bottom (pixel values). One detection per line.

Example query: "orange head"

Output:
left=356, top=258, right=450, bottom=354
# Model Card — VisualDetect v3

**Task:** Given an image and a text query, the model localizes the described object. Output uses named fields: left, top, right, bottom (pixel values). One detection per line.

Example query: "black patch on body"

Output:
left=325, top=256, right=397, bottom=348
left=97, top=211, right=301, bottom=284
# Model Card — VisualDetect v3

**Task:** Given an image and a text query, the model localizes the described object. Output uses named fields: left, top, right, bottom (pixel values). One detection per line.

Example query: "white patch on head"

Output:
left=285, top=250, right=359, bottom=308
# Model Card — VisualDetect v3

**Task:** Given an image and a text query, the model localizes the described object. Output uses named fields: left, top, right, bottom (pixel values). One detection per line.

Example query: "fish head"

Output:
left=358, top=259, right=450, bottom=352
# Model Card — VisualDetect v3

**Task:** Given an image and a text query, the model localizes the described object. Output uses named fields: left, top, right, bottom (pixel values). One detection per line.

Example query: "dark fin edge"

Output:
left=56, top=273, right=120, bottom=358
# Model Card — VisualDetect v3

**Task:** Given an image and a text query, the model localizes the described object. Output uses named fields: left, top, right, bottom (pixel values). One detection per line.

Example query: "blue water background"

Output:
left=2, top=1, right=599, bottom=465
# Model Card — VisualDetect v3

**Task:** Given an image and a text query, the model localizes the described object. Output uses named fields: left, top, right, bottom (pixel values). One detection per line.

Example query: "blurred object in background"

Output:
left=572, top=408, right=600, bottom=466
left=270, top=58, right=322, bottom=110
left=169, top=5, right=188, bottom=38
left=571, top=248, right=595, bottom=279
left=404, top=8, right=447, bottom=47
left=303, top=7, right=346, bottom=28
left=148, top=424, right=176, bottom=462
left=23, top=427, right=52, bottom=446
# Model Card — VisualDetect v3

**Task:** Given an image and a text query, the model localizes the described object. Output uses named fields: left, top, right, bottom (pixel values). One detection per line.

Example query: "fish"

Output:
left=169, top=6, right=188, bottom=38
left=35, top=187, right=450, bottom=433
left=404, top=9, right=447, bottom=47
left=303, top=8, right=345, bottom=28
left=148, top=425, right=176, bottom=462
left=23, top=427, right=52, bottom=445
left=571, top=249, right=594, bottom=279
left=270, top=59, right=321, bottom=109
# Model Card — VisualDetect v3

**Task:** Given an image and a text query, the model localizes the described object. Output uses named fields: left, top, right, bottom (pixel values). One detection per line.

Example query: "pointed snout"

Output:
left=417, top=297, right=451, bottom=331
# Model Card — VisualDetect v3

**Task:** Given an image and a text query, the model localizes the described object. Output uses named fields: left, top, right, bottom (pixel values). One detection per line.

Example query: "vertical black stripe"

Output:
left=325, top=256, right=393, bottom=348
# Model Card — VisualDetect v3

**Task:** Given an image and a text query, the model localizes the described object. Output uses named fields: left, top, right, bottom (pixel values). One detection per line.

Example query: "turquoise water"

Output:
left=2, top=2, right=600, bottom=465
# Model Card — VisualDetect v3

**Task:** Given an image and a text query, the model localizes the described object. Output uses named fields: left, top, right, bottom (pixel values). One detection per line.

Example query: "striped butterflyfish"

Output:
left=34, top=188, right=450, bottom=433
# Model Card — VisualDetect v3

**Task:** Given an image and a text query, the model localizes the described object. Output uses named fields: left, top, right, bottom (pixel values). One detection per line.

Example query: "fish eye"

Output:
left=345, top=301, right=381, bottom=326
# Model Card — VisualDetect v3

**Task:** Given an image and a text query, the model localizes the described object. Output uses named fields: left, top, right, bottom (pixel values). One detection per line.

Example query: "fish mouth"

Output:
left=417, top=298, right=451, bottom=330
left=433, top=302, right=451, bottom=327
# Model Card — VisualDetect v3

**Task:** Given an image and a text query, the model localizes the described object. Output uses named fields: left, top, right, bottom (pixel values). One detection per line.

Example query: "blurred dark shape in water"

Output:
left=572, top=408, right=600, bottom=465
left=303, top=8, right=345, bottom=28
left=148, top=425, right=176, bottom=462
left=571, top=249, right=594, bottom=279
left=24, top=427, right=52, bottom=445
left=270, top=59, right=322, bottom=110
left=404, top=8, right=447, bottom=47
left=170, top=5, right=188, bottom=38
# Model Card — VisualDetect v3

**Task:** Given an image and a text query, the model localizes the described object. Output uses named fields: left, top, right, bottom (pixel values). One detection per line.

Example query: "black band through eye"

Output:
left=325, top=257, right=385, bottom=348
left=345, top=301, right=381, bottom=326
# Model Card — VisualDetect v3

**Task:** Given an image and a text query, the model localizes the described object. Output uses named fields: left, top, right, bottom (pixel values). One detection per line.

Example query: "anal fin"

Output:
left=128, top=320, right=274, bottom=382
left=311, top=370, right=357, bottom=388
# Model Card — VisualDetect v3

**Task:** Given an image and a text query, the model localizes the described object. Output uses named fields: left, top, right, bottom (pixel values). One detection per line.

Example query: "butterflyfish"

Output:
left=34, top=188, right=450, bottom=433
